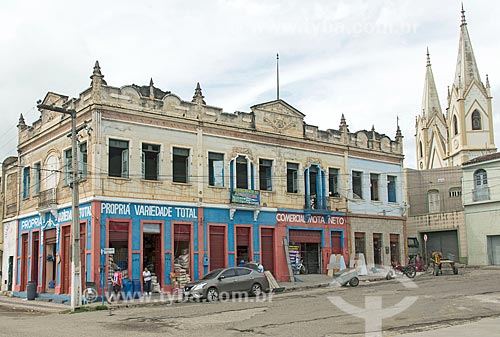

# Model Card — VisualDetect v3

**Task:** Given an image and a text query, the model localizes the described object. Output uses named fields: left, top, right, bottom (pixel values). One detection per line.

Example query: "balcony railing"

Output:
left=305, top=195, right=328, bottom=210
left=38, top=188, right=57, bottom=208
left=473, top=187, right=490, bottom=202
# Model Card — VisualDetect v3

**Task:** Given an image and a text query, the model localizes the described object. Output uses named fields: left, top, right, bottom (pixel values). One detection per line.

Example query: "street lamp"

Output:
left=37, top=103, right=81, bottom=311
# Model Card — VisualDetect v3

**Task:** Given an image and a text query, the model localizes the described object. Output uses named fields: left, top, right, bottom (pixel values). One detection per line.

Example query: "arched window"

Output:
left=473, top=169, right=489, bottom=201
left=419, top=141, right=423, bottom=158
left=452, top=115, right=459, bottom=135
left=474, top=169, right=488, bottom=188
left=472, top=110, right=482, bottom=130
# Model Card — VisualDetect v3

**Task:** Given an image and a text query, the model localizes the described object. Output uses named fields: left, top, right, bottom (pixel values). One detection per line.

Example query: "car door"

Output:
left=234, top=268, right=254, bottom=292
left=218, top=268, right=238, bottom=294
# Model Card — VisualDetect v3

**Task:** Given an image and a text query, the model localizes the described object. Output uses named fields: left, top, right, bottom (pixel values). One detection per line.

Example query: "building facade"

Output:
left=2, top=62, right=404, bottom=300
left=462, top=153, right=500, bottom=265
left=405, top=167, right=466, bottom=263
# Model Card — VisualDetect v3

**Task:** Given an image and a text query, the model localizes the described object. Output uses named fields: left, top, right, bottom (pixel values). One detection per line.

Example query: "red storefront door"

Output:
left=209, top=226, right=225, bottom=270
left=260, top=228, right=275, bottom=275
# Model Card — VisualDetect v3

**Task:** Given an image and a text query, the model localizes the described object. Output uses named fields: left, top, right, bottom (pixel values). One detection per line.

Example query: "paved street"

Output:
left=1, top=267, right=500, bottom=337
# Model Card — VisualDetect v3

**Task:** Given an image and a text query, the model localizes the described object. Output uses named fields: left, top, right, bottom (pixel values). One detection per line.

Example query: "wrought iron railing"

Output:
left=38, top=188, right=57, bottom=207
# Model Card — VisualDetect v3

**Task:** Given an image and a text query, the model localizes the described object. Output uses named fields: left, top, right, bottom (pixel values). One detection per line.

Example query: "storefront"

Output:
left=275, top=211, right=348, bottom=281
left=14, top=203, right=93, bottom=298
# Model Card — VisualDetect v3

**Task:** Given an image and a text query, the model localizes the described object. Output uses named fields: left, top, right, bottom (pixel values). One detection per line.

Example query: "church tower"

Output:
left=446, top=5, right=496, bottom=165
left=416, top=49, right=447, bottom=170
left=416, top=6, right=496, bottom=170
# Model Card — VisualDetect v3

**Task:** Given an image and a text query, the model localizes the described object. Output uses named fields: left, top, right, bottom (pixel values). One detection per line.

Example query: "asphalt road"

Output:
left=1, top=267, right=500, bottom=337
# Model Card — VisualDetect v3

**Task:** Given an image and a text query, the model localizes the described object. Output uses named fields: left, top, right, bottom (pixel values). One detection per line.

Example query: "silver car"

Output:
left=183, top=267, right=270, bottom=301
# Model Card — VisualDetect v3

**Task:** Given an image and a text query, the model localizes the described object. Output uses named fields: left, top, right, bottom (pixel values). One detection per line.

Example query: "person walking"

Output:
left=143, top=267, right=152, bottom=296
left=108, top=267, right=123, bottom=304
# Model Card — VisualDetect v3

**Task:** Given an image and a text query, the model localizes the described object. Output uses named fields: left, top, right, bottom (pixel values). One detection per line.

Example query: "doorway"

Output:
left=143, top=223, right=162, bottom=284
left=260, top=228, right=275, bottom=275
left=289, top=229, right=322, bottom=274
left=209, top=226, right=225, bottom=270
left=8, top=256, right=14, bottom=291
left=31, top=232, right=40, bottom=286
left=61, top=226, right=71, bottom=294
left=373, top=233, right=382, bottom=266
left=43, top=229, right=57, bottom=293
left=236, top=227, right=251, bottom=263
left=331, top=231, right=342, bottom=254
left=20, top=233, right=28, bottom=291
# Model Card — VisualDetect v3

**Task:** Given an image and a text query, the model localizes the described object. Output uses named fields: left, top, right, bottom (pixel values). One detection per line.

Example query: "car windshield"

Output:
left=201, top=269, right=222, bottom=280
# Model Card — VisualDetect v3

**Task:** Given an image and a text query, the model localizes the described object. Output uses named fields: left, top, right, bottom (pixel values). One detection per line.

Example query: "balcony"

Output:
left=38, top=188, right=58, bottom=208
left=473, top=187, right=490, bottom=202
left=305, top=195, right=328, bottom=210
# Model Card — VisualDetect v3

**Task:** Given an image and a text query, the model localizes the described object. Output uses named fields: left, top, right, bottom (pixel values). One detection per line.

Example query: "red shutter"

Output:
left=331, top=232, right=342, bottom=254
left=236, top=227, right=250, bottom=246
left=174, top=224, right=191, bottom=241
left=109, top=222, right=128, bottom=241
left=210, top=226, right=225, bottom=270
left=289, top=229, right=322, bottom=243
left=261, top=228, right=275, bottom=275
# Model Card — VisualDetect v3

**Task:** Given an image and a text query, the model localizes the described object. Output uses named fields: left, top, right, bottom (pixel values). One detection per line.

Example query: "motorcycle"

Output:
left=387, top=261, right=417, bottom=279
left=293, top=258, right=307, bottom=275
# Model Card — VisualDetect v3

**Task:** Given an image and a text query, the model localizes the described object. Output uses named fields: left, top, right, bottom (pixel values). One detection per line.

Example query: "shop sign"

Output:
left=230, top=188, right=260, bottom=206
left=289, top=245, right=300, bottom=264
left=20, top=205, right=92, bottom=231
left=101, top=202, right=197, bottom=219
left=276, top=212, right=345, bottom=226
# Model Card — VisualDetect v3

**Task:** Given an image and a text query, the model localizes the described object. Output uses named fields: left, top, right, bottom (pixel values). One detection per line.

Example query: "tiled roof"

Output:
left=463, top=152, right=500, bottom=165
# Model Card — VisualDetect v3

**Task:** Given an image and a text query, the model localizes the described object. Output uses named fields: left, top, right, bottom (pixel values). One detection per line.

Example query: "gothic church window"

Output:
left=452, top=115, right=459, bottom=135
left=472, top=110, right=482, bottom=130
left=419, top=141, right=423, bottom=158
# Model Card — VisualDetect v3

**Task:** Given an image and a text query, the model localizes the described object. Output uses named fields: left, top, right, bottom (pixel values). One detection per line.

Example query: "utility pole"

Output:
left=37, top=103, right=81, bottom=311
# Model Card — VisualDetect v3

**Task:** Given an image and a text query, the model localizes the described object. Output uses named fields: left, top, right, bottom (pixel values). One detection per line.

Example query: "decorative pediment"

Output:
left=251, top=99, right=305, bottom=118
left=251, top=99, right=305, bottom=137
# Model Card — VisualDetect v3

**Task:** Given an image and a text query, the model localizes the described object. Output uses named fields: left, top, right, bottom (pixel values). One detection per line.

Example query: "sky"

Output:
left=1, top=0, right=499, bottom=169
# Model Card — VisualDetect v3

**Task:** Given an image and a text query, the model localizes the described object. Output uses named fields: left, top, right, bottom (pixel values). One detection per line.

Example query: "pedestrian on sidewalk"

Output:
left=143, top=267, right=152, bottom=296
left=108, top=267, right=123, bottom=304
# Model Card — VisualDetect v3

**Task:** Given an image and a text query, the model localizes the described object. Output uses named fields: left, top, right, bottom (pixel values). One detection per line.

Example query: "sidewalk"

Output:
left=0, top=294, right=68, bottom=314
left=0, top=272, right=389, bottom=313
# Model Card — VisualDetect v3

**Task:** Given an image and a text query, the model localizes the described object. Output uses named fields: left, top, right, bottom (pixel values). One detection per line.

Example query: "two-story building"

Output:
left=2, top=61, right=404, bottom=300
left=462, top=153, right=500, bottom=265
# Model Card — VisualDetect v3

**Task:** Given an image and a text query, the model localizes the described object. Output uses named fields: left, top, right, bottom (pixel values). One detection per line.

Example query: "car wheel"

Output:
left=349, top=277, right=359, bottom=287
left=206, top=287, right=219, bottom=302
left=250, top=283, right=263, bottom=297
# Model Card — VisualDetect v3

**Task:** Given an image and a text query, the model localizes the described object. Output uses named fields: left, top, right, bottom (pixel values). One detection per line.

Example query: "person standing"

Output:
left=108, top=267, right=123, bottom=304
left=143, top=267, right=152, bottom=296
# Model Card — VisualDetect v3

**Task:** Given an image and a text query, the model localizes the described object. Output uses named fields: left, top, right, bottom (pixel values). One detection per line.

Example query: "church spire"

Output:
left=453, top=4, right=482, bottom=91
left=192, top=82, right=206, bottom=105
left=421, top=48, right=442, bottom=118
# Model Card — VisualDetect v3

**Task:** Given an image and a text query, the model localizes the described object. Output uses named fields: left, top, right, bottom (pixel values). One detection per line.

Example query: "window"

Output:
left=419, top=141, right=423, bottom=158
left=428, top=189, right=440, bottom=213
left=453, top=115, right=458, bottom=135
left=220, top=269, right=237, bottom=278
left=329, top=168, right=339, bottom=197
left=22, top=167, right=30, bottom=199
left=79, top=142, right=88, bottom=179
left=449, top=187, right=462, bottom=198
left=354, top=232, right=366, bottom=255
left=472, top=110, right=482, bottom=130
left=370, top=173, right=379, bottom=201
left=142, top=143, right=160, bottom=180
left=235, top=155, right=249, bottom=189
left=34, top=162, right=41, bottom=196
left=387, top=175, right=397, bottom=202
left=287, top=162, right=299, bottom=193
left=109, top=139, right=129, bottom=178
left=473, top=169, right=489, bottom=201
left=64, top=148, right=72, bottom=185
left=259, top=159, right=272, bottom=191
left=352, top=171, right=363, bottom=199
left=173, top=147, right=189, bottom=183
left=208, top=152, right=224, bottom=187
left=474, top=169, right=488, bottom=187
